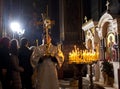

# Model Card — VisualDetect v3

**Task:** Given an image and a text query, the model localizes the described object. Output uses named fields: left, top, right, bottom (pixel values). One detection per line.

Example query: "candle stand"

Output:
left=74, top=64, right=84, bottom=89
left=69, top=45, right=99, bottom=89
left=89, top=63, right=94, bottom=89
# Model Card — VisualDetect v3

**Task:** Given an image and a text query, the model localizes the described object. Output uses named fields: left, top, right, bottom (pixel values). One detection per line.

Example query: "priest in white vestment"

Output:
left=30, top=35, right=64, bottom=89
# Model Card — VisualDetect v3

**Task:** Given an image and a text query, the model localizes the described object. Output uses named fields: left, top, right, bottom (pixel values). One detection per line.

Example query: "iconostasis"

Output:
left=96, top=12, right=118, bottom=62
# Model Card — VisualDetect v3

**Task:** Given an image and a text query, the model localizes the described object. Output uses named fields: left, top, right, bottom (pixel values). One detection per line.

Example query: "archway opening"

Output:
left=102, top=22, right=110, bottom=38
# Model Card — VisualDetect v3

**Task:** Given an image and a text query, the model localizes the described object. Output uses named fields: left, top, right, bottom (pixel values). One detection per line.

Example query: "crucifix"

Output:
left=106, top=0, right=109, bottom=11
left=35, top=5, right=55, bottom=45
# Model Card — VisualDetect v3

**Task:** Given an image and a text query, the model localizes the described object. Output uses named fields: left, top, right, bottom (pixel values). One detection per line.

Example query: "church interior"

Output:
left=0, top=0, right=120, bottom=89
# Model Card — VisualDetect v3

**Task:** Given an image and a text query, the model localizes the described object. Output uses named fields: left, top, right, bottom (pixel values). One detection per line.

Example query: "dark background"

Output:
left=2, top=0, right=120, bottom=45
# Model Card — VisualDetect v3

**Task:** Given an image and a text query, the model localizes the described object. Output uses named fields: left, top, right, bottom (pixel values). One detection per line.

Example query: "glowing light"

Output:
left=10, top=22, right=21, bottom=32
left=10, top=21, right=25, bottom=38
left=69, top=45, right=99, bottom=64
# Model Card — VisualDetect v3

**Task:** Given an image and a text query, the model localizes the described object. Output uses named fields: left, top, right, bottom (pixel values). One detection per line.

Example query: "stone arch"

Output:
left=97, top=12, right=114, bottom=39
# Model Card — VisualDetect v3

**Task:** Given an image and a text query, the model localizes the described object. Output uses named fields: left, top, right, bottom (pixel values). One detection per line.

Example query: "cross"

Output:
left=106, top=0, right=109, bottom=11
left=35, top=14, right=55, bottom=29
left=41, top=13, right=55, bottom=30
left=35, top=18, right=55, bottom=28
left=34, top=5, right=55, bottom=45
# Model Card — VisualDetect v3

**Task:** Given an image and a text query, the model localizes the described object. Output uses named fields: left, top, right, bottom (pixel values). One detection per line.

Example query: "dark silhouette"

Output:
left=18, top=38, right=33, bottom=89
left=0, top=37, right=11, bottom=89
left=9, top=39, right=24, bottom=89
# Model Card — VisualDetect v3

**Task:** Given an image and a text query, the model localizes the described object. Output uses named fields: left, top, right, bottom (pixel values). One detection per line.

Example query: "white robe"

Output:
left=30, top=43, right=64, bottom=89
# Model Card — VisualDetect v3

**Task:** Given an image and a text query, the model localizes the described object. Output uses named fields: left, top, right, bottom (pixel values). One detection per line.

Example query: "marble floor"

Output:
left=59, top=77, right=116, bottom=89
left=0, top=77, right=116, bottom=89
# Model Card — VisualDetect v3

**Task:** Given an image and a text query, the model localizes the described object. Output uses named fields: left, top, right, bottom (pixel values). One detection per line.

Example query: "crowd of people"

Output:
left=0, top=36, right=64, bottom=89
left=0, top=37, right=33, bottom=89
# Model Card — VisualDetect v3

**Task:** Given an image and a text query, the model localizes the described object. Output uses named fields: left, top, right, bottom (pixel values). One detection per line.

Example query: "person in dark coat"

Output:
left=18, top=38, right=33, bottom=89
left=9, top=39, right=24, bottom=89
left=0, top=37, right=11, bottom=89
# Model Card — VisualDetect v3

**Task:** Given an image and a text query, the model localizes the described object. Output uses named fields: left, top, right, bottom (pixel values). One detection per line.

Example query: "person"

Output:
left=9, top=39, right=24, bottom=89
left=107, top=36, right=116, bottom=61
left=30, top=35, right=64, bottom=89
left=0, top=37, right=11, bottom=89
left=18, top=38, right=33, bottom=89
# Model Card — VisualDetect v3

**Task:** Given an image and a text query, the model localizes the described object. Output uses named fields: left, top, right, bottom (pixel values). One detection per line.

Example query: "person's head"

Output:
left=10, top=39, right=19, bottom=55
left=0, top=37, right=10, bottom=48
left=20, top=38, right=28, bottom=47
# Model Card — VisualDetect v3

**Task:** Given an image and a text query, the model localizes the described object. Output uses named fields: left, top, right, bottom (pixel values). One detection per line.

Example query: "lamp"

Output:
left=10, top=21, right=24, bottom=38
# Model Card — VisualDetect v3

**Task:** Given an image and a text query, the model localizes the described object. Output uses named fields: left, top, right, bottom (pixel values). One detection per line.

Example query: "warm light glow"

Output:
left=69, top=45, right=99, bottom=64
